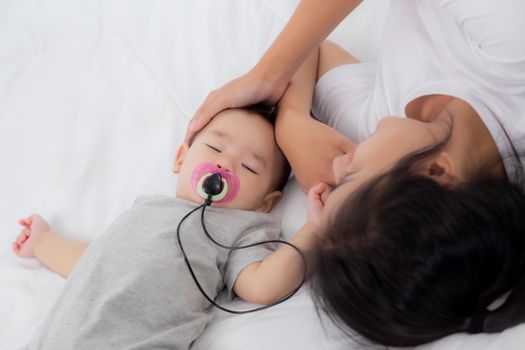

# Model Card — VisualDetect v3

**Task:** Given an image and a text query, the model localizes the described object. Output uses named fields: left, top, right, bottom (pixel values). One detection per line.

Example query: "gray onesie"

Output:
left=28, top=195, right=280, bottom=350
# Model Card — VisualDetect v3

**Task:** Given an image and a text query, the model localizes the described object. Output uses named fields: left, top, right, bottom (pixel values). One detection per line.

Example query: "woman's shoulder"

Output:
left=418, top=0, right=525, bottom=84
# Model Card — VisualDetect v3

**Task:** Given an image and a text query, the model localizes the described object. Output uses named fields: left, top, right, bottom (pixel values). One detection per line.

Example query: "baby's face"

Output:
left=173, top=109, right=282, bottom=212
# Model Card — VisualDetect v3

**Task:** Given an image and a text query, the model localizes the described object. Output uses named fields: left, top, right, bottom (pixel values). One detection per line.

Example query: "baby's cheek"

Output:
left=228, top=187, right=261, bottom=210
left=229, top=192, right=255, bottom=210
left=175, top=173, right=203, bottom=203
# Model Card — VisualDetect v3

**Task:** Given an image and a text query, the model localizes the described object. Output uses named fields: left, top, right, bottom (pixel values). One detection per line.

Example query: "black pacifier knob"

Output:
left=203, top=173, right=224, bottom=197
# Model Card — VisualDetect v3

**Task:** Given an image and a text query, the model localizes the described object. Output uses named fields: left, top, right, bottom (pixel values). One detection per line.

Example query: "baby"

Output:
left=12, top=105, right=322, bottom=350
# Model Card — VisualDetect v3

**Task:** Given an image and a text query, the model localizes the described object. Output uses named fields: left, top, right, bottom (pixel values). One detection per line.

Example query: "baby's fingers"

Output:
left=310, top=183, right=326, bottom=196
left=308, top=183, right=329, bottom=226
left=12, top=242, right=20, bottom=254
left=309, top=183, right=329, bottom=204
left=15, top=231, right=29, bottom=245
left=18, top=216, right=33, bottom=227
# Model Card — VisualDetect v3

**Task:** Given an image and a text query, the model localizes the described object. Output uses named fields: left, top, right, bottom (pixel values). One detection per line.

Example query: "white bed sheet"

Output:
left=1, top=0, right=524, bottom=349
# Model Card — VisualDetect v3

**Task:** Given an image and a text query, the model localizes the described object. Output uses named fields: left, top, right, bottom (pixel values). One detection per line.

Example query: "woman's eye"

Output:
left=242, top=164, right=258, bottom=175
left=206, top=144, right=221, bottom=153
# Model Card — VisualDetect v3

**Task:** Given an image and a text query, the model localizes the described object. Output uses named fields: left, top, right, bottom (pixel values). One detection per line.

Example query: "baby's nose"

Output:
left=216, top=163, right=231, bottom=173
left=216, top=155, right=235, bottom=173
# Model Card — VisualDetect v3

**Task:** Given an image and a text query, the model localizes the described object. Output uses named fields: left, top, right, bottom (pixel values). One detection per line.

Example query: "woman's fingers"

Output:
left=185, top=70, right=278, bottom=144
left=185, top=93, right=225, bottom=143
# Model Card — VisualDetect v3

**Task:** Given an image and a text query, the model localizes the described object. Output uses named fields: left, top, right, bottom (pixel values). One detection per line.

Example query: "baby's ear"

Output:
left=172, top=143, right=190, bottom=174
left=256, top=191, right=282, bottom=213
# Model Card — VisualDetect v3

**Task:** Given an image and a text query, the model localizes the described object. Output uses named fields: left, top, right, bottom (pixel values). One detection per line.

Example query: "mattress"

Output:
left=1, top=0, right=524, bottom=349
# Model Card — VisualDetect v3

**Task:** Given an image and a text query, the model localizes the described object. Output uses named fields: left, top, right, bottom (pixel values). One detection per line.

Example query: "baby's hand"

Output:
left=307, top=183, right=331, bottom=226
left=12, top=214, right=51, bottom=258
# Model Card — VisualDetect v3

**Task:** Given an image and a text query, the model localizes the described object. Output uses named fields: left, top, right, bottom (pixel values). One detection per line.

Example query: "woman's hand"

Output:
left=184, top=68, right=289, bottom=143
left=12, top=214, right=51, bottom=258
left=277, top=115, right=356, bottom=194
left=184, top=0, right=363, bottom=143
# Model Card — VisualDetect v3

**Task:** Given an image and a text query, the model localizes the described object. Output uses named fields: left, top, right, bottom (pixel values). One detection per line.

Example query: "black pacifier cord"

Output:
left=176, top=173, right=307, bottom=314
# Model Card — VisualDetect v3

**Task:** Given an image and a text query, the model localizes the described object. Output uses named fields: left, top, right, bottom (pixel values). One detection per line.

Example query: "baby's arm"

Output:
left=233, top=183, right=327, bottom=304
left=12, top=214, right=88, bottom=278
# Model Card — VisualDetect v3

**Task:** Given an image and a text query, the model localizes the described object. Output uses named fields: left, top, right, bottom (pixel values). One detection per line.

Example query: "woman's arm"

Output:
left=13, top=214, right=88, bottom=278
left=258, top=0, right=363, bottom=87
left=275, top=45, right=356, bottom=193
left=274, top=44, right=320, bottom=118
left=185, top=0, right=363, bottom=143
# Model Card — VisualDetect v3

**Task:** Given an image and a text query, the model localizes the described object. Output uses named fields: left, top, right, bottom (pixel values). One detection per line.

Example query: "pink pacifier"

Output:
left=191, top=162, right=240, bottom=203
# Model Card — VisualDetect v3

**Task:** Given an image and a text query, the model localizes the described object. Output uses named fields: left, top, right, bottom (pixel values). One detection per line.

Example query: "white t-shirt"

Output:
left=313, top=0, right=525, bottom=181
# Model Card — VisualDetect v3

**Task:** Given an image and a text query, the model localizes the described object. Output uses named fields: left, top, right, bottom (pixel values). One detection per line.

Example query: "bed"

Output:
left=1, top=0, right=524, bottom=349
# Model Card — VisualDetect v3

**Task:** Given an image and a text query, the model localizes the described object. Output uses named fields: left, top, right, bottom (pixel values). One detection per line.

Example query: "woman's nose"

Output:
left=332, top=152, right=353, bottom=180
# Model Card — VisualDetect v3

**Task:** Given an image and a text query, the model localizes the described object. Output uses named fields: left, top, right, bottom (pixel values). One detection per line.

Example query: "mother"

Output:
left=186, top=0, right=525, bottom=346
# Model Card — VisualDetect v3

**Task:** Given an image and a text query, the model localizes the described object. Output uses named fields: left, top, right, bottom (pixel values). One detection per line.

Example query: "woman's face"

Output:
left=321, top=115, right=448, bottom=224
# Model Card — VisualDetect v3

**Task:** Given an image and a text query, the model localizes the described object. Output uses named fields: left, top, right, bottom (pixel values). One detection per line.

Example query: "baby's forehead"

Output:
left=195, top=108, right=279, bottom=157
left=213, top=108, right=266, bottom=125
left=197, top=108, right=274, bottom=140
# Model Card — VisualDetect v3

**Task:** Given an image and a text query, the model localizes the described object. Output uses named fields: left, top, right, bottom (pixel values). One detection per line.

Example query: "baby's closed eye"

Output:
left=205, top=144, right=221, bottom=153
left=242, top=164, right=258, bottom=175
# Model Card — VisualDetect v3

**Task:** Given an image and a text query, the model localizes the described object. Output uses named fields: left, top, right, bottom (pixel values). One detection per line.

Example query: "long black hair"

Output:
left=310, top=135, right=525, bottom=346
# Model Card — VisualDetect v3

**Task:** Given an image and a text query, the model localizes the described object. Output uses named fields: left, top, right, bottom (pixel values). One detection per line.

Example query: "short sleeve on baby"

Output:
left=222, top=213, right=281, bottom=296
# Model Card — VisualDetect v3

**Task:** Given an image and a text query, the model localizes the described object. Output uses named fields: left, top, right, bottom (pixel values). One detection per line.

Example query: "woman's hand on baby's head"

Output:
left=12, top=214, right=51, bottom=258
left=184, top=68, right=288, bottom=144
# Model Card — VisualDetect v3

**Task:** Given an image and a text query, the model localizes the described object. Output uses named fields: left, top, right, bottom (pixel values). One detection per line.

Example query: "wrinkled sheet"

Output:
left=1, top=0, right=524, bottom=349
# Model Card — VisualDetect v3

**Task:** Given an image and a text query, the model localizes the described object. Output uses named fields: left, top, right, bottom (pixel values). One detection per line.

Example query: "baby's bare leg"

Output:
left=13, top=214, right=88, bottom=278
